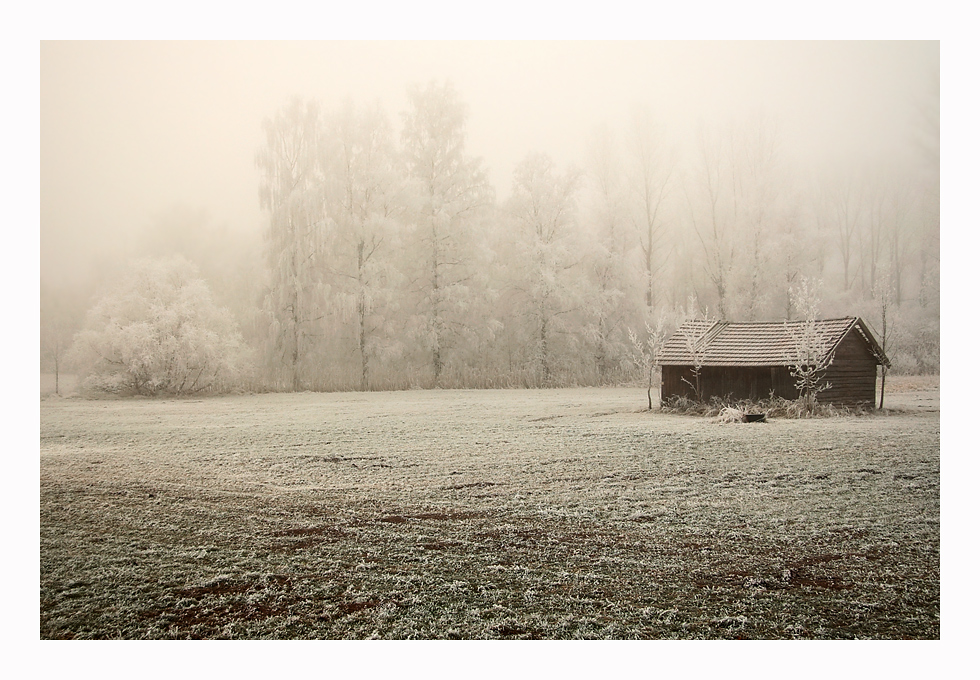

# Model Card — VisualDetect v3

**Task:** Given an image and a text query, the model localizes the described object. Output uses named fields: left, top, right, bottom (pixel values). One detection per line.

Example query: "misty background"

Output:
left=40, top=41, right=939, bottom=394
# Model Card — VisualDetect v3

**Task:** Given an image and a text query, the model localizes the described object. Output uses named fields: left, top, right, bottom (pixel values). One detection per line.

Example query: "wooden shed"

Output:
left=658, top=317, right=889, bottom=407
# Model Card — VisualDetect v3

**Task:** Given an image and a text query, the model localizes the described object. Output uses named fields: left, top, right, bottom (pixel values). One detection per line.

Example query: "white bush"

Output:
left=68, top=256, right=252, bottom=395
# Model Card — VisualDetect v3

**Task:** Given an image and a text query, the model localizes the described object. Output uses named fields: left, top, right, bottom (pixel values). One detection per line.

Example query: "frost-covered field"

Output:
left=40, top=384, right=939, bottom=639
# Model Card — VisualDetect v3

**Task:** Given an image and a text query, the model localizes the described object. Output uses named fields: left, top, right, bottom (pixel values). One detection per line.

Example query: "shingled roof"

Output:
left=659, top=317, right=889, bottom=367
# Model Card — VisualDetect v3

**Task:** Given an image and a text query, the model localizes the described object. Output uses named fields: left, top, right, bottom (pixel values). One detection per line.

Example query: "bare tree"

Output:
left=687, top=125, right=738, bottom=320
left=913, top=67, right=939, bottom=312
left=626, top=105, right=675, bottom=310
left=40, top=282, right=80, bottom=396
left=772, top=201, right=815, bottom=320
left=887, top=185, right=913, bottom=305
left=869, top=267, right=895, bottom=409
left=857, top=171, right=914, bottom=307
left=862, top=174, right=887, bottom=295
left=735, top=115, right=783, bottom=320
left=819, top=173, right=863, bottom=293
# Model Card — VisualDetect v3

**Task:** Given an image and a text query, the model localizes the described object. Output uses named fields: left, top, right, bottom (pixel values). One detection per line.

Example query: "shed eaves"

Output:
left=659, top=317, right=868, bottom=367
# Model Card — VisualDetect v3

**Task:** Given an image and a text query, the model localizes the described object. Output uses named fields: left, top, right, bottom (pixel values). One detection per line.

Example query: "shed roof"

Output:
left=658, top=317, right=889, bottom=367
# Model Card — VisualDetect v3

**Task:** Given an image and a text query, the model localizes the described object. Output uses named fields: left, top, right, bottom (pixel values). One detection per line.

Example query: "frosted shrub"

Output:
left=68, top=256, right=253, bottom=396
left=662, top=395, right=698, bottom=413
left=888, top=349, right=921, bottom=376
left=784, top=279, right=833, bottom=416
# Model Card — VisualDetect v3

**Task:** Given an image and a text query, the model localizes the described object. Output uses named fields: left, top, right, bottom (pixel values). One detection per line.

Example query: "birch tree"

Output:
left=508, top=153, right=582, bottom=386
left=401, top=81, right=493, bottom=385
left=581, top=126, right=636, bottom=381
left=256, top=97, right=328, bottom=390
left=321, top=100, right=404, bottom=390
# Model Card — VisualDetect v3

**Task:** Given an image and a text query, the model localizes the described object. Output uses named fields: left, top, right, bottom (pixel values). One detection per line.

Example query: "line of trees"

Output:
left=44, top=79, right=939, bottom=395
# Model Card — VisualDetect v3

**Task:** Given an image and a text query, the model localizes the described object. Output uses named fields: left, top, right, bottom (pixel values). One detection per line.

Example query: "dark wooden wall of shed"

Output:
left=660, top=328, right=879, bottom=407
left=819, top=328, right=878, bottom=406
left=662, top=365, right=797, bottom=403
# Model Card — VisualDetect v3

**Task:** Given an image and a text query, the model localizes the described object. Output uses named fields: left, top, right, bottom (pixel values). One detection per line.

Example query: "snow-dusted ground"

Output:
left=40, top=385, right=939, bottom=639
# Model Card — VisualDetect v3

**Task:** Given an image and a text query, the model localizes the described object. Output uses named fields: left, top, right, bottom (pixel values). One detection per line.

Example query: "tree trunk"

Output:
left=879, top=302, right=888, bottom=410
left=360, top=311, right=368, bottom=391
left=431, top=214, right=442, bottom=387
left=290, top=229, right=301, bottom=392
left=879, top=368, right=887, bottom=410
left=539, top=312, right=549, bottom=386
left=645, top=227, right=653, bottom=308
left=647, top=364, right=654, bottom=411
left=291, top=318, right=300, bottom=392
left=358, top=240, right=368, bottom=392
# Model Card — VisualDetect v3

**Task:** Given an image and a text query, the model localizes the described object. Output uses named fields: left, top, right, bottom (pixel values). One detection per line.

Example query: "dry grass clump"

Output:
left=661, top=395, right=874, bottom=420
left=717, top=406, right=747, bottom=424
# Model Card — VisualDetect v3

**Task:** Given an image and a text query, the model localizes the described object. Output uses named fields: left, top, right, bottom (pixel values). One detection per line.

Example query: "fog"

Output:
left=41, top=41, right=934, bottom=285
left=40, top=41, right=939, bottom=393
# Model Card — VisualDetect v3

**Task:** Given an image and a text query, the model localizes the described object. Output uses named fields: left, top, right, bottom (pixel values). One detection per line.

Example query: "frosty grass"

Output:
left=41, top=384, right=939, bottom=639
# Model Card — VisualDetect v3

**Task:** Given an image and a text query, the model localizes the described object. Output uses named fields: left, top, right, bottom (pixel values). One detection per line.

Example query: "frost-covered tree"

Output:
left=401, top=81, right=493, bottom=385
left=679, top=297, right=714, bottom=403
left=68, top=257, right=251, bottom=396
left=41, top=282, right=83, bottom=396
left=507, top=153, right=582, bottom=386
left=256, top=97, right=328, bottom=390
left=628, top=311, right=668, bottom=410
left=784, top=277, right=833, bottom=415
left=580, top=126, right=639, bottom=382
left=321, top=100, right=405, bottom=390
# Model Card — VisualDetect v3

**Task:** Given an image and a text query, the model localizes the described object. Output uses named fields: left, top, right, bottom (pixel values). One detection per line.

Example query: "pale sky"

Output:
left=40, top=41, right=938, bottom=287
